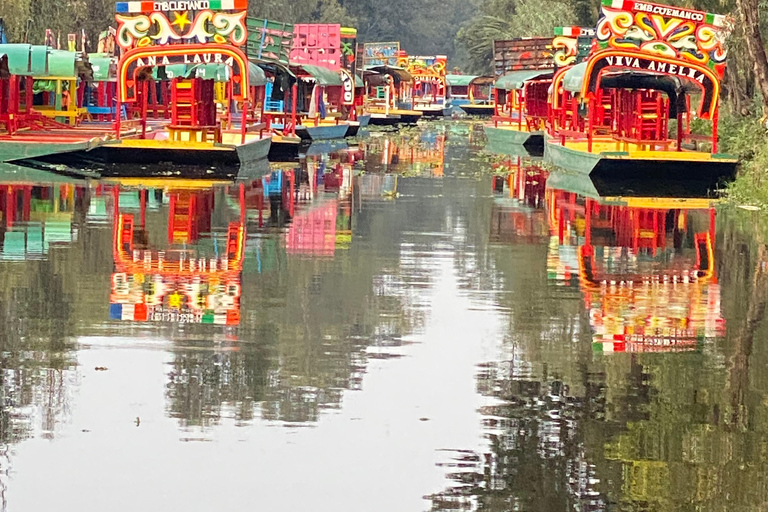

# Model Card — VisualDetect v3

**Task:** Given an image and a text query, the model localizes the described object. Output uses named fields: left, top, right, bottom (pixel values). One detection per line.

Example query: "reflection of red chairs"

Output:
left=110, top=184, right=246, bottom=326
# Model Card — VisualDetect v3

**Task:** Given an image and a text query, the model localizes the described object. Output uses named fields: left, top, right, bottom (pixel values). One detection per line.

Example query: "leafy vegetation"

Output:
left=455, top=0, right=577, bottom=74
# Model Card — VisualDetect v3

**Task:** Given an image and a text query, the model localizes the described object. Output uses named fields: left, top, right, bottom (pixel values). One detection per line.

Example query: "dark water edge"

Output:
left=0, top=121, right=766, bottom=511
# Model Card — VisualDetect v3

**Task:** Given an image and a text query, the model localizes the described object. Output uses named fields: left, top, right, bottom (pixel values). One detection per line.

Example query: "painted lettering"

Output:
left=153, top=1, right=210, bottom=11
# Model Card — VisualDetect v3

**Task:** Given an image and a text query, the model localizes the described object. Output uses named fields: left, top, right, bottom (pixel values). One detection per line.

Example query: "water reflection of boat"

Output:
left=360, top=127, right=446, bottom=176
left=490, top=157, right=549, bottom=244
left=286, top=151, right=355, bottom=256
left=108, top=180, right=245, bottom=325
left=0, top=165, right=90, bottom=260
left=547, top=187, right=725, bottom=352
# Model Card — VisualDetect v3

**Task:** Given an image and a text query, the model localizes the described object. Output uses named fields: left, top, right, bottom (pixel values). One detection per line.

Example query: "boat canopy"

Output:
left=251, top=58, right=296, bottom=79
left=184, top=62, right=267, bottom=86
left=446, top=74, right=477, bottom=87
left=88, top=53, right=116, bottom=82
left=46, top=49, right=92, bottom=79
left=297, top=64, right=342, bottom=86
left=495, top=69, right=553, bottom=90
left=365, top=65, right=413, bottom=83
left=152, top=64, right=187, bottom=80
left=469, top=75, right=495, bottom=87
left=562, top=62, right=587, bottom=93
left=249, top=63, right=268, bottom=86
left=354, top=74, right=364, bottom=88
left=3, top=44, right=32, bottom=75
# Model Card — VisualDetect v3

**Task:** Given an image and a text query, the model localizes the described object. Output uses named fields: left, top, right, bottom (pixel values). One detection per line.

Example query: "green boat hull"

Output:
left=484, top=125, right=543, bottom=154
left=544, top=137, right=739, bottom=194
left=0, top=139, right=96, bottom=163
left=544, top=138, right=601, bottom=175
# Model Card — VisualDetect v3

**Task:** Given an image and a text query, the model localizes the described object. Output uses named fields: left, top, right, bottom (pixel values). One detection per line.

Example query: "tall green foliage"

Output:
left=455, top=0, right=577, bottom=74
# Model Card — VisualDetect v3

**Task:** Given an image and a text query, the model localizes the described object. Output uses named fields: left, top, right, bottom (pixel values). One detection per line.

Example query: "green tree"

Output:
left=455, top=0, right=577, bottom=74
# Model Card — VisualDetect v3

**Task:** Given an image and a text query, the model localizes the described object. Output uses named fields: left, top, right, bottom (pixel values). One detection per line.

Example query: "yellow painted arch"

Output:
left=580, top=48, right=721, bottom=118
left=117, top=44, right=250, bottom=103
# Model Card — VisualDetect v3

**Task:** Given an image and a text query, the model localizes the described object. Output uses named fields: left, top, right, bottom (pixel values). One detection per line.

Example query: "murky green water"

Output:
left=0, top=121, right=765, bottom=511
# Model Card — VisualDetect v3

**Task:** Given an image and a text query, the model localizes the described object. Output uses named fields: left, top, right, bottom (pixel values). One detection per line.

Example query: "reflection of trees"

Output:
left=429, top=361, right=607, bottom=511
left=576, top=209, right=768, bottom=510
left=0, top=185, right=106, bottom=511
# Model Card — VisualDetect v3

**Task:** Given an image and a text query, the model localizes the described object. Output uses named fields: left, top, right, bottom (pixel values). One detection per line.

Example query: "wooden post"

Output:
left=676, top=94, right=684, bottom=151
left=712, top=105, right=719, bottom=154
left=241, top=99, right=247, bottom=145
left=587, top=97, right=594, bottom=153
left=140, top=80, right=148, bottom=139
left=291, top=83, right=298, bottom=136
left=140, top=189, right=146, bottom=227
left=585, top=198, right=592, bottom=247
left=115, top=95, right=122, bottom=139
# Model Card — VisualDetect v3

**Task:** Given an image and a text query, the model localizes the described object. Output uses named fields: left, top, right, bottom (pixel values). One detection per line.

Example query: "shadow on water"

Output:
left=0, top=121, right=767, bottom=511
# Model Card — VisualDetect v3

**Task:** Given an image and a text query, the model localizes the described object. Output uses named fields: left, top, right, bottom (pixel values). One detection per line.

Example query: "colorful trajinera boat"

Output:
left=362, top=43, right=424, bottom=125
left=545, top=0, right=738, bottom=183
left=0, top=45, right=113, bottom=162
left=459, top=76, right=495, bottom=116
left=405, top=55, right=447, bottom=117
left=483, top=37, right=554, bottom=149
left=286, top=24, right=354, bottom=141
left=96, top=2, right=273, bottom=171
left=444, top=74, right=476, bottom=116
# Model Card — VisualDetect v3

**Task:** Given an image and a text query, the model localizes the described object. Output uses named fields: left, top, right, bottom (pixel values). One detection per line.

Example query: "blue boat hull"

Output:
left=296, top=123, right=350, bottom=141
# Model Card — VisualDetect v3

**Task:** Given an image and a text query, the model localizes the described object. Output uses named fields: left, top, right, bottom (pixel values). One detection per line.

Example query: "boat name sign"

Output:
left=631, top=1, right=704, bottom=21
left=602, top=55, right=707, bottom=83
left=586, top=51, right=718, bottom=117
left=135, top=52, right=236, bottom=67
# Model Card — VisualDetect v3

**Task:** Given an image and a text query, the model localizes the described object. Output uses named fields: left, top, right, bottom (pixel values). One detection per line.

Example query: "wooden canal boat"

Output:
left=287, top=25, right=353, bottom=141
left=483, top=37, right=555, bottom=149
left=405, top=55, right=448, bottom=117
left=256, top=64, right=353, bottom=143
left=484, top=70, right=553, bottom=149
left=444, top=74, right=476, bottom=116
left=0, top=45, right=116, bottom=162
left=459, top=76, right=495, bottom=116
left=545, top=0, right=738, bottom=181
left=101, top=2, right=273, bottom=172
left=364, top=64, right=423, bottom=125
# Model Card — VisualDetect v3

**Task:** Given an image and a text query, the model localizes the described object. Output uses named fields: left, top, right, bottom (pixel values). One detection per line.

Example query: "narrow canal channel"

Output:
left=0, top=121, right=765, bottom=511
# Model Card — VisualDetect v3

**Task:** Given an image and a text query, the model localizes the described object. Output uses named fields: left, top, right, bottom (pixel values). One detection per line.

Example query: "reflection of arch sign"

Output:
left=582, top=49, right=720, bottom=118
left=118, top=44, right=249, bottom=103
left=340, top=69, right=354, bottom=105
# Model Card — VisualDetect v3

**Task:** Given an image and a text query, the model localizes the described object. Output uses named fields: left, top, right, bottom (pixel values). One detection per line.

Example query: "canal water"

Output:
left=0, top=121, right=766, bottom=511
